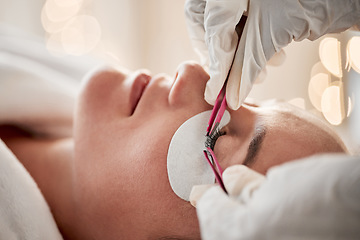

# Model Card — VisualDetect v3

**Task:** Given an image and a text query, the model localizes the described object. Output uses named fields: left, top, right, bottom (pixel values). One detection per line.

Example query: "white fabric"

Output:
left=185, top=0, right=360, bottom=110
left=0, top=24, right=102, bottom=137
left=0, top=25, right=102, bottom=239
left=221, top=164, right=265, bottom=202
left=0, top=53, right=77, bottom=137
left=190, top=165, right=265, bottom=207
left=0, top=140, right=63, bottom=240
left=167, top=110, right=230, bottom=200
left=196, top=154, right=360, bottom=240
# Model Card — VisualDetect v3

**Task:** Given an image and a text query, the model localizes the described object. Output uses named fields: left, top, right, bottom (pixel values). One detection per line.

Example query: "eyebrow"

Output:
left=243, top=125, right=267, bottom=167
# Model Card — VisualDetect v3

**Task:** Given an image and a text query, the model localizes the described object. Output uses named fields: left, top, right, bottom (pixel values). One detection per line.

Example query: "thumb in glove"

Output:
left=189, top=165, right=265, bottom=207
left=222, top=164, right=265, bottom=203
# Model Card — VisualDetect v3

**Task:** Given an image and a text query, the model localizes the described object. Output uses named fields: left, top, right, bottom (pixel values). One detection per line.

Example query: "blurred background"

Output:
left=1, top=0, right=359, bottom=152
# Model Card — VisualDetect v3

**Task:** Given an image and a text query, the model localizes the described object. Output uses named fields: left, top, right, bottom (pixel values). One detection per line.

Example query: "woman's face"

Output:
left=74, top=62, right=212, bottom=239
left=73, top=62, right=344, bottom=239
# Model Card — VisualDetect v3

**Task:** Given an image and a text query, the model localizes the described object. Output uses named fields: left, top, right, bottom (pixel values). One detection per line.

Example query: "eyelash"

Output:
left=205, top=127, right=226, bottom=150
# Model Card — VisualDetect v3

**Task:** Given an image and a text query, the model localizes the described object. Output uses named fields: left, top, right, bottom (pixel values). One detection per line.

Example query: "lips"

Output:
left=129, top=73, right=151, bottom=114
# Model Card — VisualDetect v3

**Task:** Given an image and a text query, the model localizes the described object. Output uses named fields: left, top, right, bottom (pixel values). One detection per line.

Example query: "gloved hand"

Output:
left=189, top=155, right=360, bottom=240
left=185, top=0, right=360, bottom=110
left=190, top=165, right=265, bottom=207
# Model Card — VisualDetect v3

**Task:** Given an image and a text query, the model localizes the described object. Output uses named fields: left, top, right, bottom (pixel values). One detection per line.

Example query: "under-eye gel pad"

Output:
left=167, top=110, right=231, bottom=201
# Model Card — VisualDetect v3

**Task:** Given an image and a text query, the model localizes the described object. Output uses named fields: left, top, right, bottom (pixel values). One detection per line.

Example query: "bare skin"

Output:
left=0, top=62, right=346, bottom=240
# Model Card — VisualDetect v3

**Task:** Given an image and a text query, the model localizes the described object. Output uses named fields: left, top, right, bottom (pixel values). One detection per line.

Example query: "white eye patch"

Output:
left=167, top=110, right=231, bottom=201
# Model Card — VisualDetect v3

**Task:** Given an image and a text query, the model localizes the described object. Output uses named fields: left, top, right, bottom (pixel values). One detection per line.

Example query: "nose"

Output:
left=169, top=61, right=210, bottom=106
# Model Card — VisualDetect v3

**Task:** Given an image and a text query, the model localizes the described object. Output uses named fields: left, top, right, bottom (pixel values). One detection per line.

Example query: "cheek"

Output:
left=110, top=128, right=191, bottom=225
left=73, top=127, right=177, bottom=224
left=114, top=122, right=182, bottom=197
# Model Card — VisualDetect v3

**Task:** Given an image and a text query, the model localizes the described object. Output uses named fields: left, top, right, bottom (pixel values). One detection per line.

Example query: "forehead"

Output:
left=248, top=102, right=325, bottom=172
left=257, top=101, right=317, bottom=126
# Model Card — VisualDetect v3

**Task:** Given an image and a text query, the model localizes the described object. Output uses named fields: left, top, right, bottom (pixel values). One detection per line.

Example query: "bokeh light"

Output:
left=308, top=68, right=331, bottom=111
left=61, top=15, right=101, bottom=56
left=321, top=82, right=345, bottom=126
left=310, top=61, right=328, bottom=78
left=41, top=5, right=67, bottom=33
left=53, top=0, right=83, bottom=7
left=347, top=95, right=354, bottom=117
left=41, top=0, right=102, bottom=56
left=44, top=0, right=82, bottom=22
left=319, top=37, right=342, bottom=78
left=288, top=98, right=305, bottom=110
left=347, top=36, right=360, bottom=73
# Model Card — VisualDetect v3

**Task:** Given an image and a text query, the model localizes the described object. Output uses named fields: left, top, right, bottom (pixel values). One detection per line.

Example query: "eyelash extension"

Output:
left=205, top=127, right=225, bottom=150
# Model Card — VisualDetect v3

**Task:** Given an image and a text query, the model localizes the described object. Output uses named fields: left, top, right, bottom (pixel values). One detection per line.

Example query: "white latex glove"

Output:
left=192, top=154, right=360, bottom=240
left=185, top=0, right=360, bottom=110
left=190, top=165, right=265, bottom=207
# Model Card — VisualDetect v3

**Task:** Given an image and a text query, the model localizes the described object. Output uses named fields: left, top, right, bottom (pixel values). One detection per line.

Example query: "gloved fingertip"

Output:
left=222, top=165, right=265, bottom=197
left=267, top=49, right=286, bottom=66
left=205, top=69, right=228, bottom=103
left=189, top=184, right=215, bottom=208
left=226, top=97, right=241, bottom=110
left=204, top=85, right=217, bottom=106
left=223, top=164, right=251, bottom=176
left=225, top=91, right=242, bottom=110
left=224, top=81, right=243, bottom=110
left=224, top=165, right=265, bottom=183
left=223, top=165, right=252, bottom=188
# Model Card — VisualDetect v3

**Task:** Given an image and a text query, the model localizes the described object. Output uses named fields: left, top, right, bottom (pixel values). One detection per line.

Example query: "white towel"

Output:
left=0, top=140, right=63, bottom=240
left=0, top=24, right=103, bottom=239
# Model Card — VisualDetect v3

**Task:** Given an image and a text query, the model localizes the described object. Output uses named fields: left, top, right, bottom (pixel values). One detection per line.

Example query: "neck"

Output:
left=1, top=128, right=81, bottom=239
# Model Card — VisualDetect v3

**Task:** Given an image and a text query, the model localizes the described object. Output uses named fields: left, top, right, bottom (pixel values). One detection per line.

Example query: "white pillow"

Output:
left=0, top=140, right=63, bottom=240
